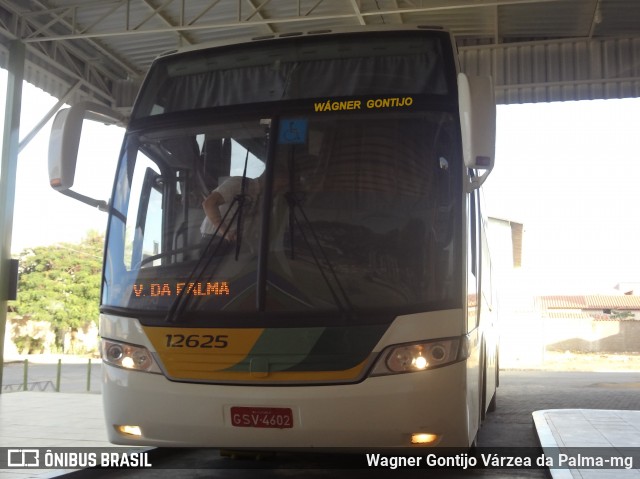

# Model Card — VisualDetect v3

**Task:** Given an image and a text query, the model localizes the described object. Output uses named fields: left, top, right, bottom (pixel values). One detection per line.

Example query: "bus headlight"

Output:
left=370, top=337, right=468, bottom=376
left=102, top=339, right=162, bottom=373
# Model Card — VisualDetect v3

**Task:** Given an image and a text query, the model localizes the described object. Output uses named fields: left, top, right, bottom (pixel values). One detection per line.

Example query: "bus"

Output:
left=48, top=25, right=497, bottom=449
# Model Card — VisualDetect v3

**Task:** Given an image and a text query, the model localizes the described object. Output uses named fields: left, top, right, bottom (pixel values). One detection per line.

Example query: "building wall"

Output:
left=4, top=316, right=99, bottom=357
left=544, top=317, right=640, bottom=353
left=498, top=313, right=640, bottom=368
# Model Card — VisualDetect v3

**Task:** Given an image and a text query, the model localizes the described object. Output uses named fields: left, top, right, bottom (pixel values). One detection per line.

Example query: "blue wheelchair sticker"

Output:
left=278, top=119, right=308, bottom=144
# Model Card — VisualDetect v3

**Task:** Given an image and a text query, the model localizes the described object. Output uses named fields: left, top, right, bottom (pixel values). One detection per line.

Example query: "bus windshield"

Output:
left=102, top=31, right=462, bottom=325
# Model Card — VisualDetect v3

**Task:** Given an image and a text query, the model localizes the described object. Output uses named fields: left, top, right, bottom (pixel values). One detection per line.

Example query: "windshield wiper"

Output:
left=164, top=197, right=241, bottom=323
left=233, top=148, right=250, bottom=260
left=284, top=190, right=353, bottom=314
left=166, top=142, right=257, bottom=322
left=277, top=146, right=352, bottom=314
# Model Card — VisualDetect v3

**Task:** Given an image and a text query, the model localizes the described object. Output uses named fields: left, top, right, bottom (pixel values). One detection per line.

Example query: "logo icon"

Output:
left=278, top=118, right=308, bottom=145
left=7, top=449, right=40, bottom=467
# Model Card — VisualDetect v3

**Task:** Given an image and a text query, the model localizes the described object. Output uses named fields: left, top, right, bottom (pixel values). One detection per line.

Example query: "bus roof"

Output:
left=155, top=24, right=451, bottom=62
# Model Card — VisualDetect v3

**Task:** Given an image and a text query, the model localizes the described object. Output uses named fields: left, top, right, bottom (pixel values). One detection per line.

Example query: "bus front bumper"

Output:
left=102, top=361, right=471, bottom=449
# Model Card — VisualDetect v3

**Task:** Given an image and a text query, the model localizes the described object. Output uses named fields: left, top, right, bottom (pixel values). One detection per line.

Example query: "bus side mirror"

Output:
left=48, top=101, right=125, bottom=210
left=458, top=73, right=496, bottom=191
left=5, top=258, right=18, bottom=301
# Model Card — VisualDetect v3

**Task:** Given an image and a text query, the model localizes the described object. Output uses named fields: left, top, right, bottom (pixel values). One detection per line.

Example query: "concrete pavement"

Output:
left=0, top=392, right=111, bottom=478
left=534, top=409, right=640, bottom=478
left=0, top=374, right=639, bottom=477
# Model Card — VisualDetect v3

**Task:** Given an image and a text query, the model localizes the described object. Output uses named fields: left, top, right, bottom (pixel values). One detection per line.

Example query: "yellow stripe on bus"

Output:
left=144, top=326, right=264, bottom=373
left=143, top=326, right=372, bottom=383
left=161, top=360, right=370, bottom=383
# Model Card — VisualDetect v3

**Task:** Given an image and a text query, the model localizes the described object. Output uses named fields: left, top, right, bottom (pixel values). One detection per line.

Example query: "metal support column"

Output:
left=0, top=40, right=25, bottom=392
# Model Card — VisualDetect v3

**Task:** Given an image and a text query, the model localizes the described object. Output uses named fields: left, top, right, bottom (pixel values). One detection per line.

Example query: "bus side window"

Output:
left=480, top=220, right=493, bottom=311
left=467, top=187, right=480, bottom=332
left=124, top=155, right=162, bottom=270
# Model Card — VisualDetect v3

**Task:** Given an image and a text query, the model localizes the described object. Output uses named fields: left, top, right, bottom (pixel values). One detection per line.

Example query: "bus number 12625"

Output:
left=165, top=334, right=229, bottom=349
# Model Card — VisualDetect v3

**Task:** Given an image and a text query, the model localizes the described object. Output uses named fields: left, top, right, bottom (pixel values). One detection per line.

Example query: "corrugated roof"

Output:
left=538, top=296, right=588, bottom=310
left=545, top=311, right=593, bottom=320
left=538, top=295, right=640, bottom=311
left=585, top=295, right=640, bottom=310
left=459, top=36, right=640, bottom=103
left=544, top=311, right=637, bottom=321
left=0, top=0, right=639, bottom=109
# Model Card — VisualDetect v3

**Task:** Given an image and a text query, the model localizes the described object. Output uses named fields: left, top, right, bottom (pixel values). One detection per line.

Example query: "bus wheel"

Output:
left=480, top=345, right=487, bottom=422
left=487, top=347, right=498, bottom=413
left=487, top=390, right=497, bottom=413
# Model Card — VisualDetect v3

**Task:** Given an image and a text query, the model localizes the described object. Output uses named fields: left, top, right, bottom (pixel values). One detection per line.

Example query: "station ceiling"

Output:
left=0, top=0, right=639, bottom=109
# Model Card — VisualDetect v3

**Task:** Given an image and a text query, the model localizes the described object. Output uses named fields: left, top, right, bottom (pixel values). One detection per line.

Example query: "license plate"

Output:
left=230, top=407, right=294, bottom=429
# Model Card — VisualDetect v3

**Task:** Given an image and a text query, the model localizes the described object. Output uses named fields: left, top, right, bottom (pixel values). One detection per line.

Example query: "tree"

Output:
left=13, top=231, right=104, bottom=350
left=611, top=310, right=634, bottom=320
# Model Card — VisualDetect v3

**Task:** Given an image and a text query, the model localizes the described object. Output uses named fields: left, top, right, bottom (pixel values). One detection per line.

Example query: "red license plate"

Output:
left=230, top=407, right=294, bottom=429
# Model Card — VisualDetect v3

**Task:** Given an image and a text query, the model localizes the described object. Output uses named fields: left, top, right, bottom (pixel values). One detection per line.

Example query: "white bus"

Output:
left=48, top=25, right=498, bottom=449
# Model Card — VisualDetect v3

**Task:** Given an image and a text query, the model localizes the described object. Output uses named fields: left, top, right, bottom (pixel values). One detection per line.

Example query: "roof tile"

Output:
left=537, top=295, right=640, bottom=311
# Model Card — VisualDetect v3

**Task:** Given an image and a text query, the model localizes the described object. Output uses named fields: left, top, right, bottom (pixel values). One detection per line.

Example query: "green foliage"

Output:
left=13, top=335, right=45, bottom=355
left=13, top=231, right=104, bottom=347
left=611, top=310, right=634, bottom=320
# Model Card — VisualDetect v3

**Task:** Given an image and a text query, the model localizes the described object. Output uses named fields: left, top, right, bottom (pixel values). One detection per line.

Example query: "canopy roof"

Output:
left=0, top=0, right=639, bottom=109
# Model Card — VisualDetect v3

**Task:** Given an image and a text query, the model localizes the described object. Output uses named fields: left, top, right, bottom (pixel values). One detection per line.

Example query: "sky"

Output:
left=483, top=98, right=640, bottom=294
left=0, top=70, right=123, bottom=253
left=1, top=69, right=639, bottom=295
